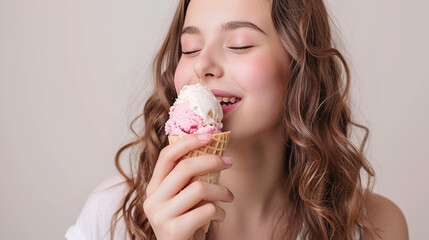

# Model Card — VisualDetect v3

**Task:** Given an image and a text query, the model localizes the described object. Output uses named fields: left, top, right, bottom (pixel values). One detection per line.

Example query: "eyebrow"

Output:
left=181, top=21, right=267, bottom=36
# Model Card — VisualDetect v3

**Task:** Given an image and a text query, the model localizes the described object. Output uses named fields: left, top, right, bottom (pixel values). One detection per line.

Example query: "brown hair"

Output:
left=110, top=0, right=378, bottom=239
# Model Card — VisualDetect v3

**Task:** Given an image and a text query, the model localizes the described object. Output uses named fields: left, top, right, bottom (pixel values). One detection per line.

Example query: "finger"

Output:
left=173, top=203, right=226, bottom=237
left=165, top=181, right=234, bottom=218
left=147, top=133, right=212, bottom=196
left=193, top=228, right=206, bottom=240
left=154, top=154, right=232, bottom=201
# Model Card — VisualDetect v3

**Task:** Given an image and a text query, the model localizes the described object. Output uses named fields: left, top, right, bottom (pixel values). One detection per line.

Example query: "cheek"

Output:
left=173, top=60, right=192, bottom=94
left=231, top=55, right=286, bottom=132
left=234, top=55, right=285, bottom=100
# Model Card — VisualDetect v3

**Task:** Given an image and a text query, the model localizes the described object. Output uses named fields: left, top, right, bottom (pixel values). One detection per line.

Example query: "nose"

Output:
left=193, top=50, right=223, bottom=80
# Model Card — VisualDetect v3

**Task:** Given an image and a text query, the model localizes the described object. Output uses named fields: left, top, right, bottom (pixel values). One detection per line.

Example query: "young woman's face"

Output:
left=174, top=0, right=290, bottom=141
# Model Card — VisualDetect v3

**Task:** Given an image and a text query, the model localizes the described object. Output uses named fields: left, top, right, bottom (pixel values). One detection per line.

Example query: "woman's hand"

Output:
left=143, top=133, right=234, bottom=240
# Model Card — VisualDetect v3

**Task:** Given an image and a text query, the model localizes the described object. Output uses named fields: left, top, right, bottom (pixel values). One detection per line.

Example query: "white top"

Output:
left=65, top=174, right=130, bottom=240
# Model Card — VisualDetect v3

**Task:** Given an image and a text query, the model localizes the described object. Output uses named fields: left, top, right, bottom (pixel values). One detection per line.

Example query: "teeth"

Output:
left=217, top=96, right=241, bottom=104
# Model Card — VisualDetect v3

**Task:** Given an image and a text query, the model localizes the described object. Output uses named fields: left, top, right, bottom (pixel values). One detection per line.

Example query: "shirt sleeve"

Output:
left=65, top=174, right=130, bottom=240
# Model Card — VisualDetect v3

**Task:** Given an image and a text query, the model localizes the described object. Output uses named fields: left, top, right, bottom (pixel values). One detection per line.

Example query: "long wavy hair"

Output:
left=110, top=0, right=378, bottom=239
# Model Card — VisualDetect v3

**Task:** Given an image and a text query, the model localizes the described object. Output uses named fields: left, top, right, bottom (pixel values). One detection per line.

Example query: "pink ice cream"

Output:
left=165, top=102, right=221, bottom=136
left=165, top=84, right=223, bottom=136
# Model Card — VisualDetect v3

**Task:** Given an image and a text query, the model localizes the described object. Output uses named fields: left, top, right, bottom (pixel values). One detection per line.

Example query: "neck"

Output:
left=218, top=126, right=288, bottom=221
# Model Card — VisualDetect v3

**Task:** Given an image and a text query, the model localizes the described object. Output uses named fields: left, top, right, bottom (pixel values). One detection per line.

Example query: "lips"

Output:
left=210, top=89, right=242, bottom=115
left=220, top=101, right=241, bottom=115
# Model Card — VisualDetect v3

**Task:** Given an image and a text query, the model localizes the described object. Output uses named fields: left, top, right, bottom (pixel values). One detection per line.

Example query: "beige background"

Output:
left=1, top=0, right=428, bottom=239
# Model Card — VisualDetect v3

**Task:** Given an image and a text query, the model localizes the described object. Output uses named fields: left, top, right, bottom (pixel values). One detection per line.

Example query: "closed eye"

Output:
left=182, top=46, right=253, bottom=55
left=229, top=46, right=253, bottom=50
left=182, top=50, right=200, bottom=55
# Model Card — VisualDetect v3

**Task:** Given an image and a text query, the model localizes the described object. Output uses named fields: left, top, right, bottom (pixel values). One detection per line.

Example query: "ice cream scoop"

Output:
left=165, top=83, right=223, bottom=136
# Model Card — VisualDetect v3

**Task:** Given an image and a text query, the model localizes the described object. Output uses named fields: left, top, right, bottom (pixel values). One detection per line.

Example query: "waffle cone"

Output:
left=168, top=131, right=231, bottom=232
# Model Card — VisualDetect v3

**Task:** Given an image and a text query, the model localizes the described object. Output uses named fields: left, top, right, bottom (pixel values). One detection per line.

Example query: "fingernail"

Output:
left=197, top=133, right=211, bottom=141
left=222, top=156, right=233, bottom=165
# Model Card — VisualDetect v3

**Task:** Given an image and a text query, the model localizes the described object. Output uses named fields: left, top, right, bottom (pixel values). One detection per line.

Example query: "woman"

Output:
left=66, top=0, right=408, bottom=239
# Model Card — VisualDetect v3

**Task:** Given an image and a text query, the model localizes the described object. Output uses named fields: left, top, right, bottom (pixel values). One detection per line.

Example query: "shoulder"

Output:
left=84, top=174, right=130, bottom=212
left=364, top=193, right=409, bottom=240
left=66, top=174, right=131, bottom=240
left=85, top=173, right=130, bottom=217
left=92, top=173, right=130, bottom=195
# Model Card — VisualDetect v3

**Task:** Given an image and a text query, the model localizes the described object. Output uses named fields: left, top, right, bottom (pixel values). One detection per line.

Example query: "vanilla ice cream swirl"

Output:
left=174, top=83, right=223, bottom=130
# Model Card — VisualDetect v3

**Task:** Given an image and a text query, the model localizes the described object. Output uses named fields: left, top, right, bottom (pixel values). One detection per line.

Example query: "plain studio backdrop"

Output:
left=1, top=0, right=428, bottom=239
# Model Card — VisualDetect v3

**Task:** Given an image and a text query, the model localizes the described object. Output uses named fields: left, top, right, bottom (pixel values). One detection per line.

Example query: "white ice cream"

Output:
left=175, top=83, right=223, bottom=130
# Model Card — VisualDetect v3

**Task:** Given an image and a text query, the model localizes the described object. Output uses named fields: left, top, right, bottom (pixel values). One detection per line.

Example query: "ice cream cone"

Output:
left=168, top=131, right=231, bottom=232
